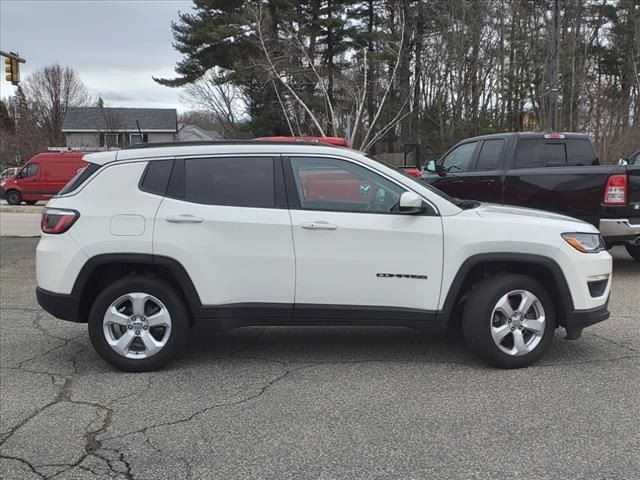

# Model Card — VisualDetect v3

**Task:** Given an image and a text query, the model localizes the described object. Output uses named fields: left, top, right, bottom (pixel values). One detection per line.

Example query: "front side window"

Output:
left=184, top=156, right=275, bottom=207
left=441, top=142, right=478, bottom=172
left=20, top=163, right=39, bottom=178
left=290, top=157, right=405, bottom=213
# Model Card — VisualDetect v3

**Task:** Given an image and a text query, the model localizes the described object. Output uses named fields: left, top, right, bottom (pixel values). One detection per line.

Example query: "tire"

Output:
left=88, top=276, right=190, bottom=372
left=25, top=200, right=38, bottom=205
left=625, top=243, right=640, bottom=262
left=5, top=190, right=22, bottom=205
left=462, top=273, right=556, bottom=369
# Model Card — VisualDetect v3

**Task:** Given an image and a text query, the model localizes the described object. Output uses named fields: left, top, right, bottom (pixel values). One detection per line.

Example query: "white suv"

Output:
left=36, top=141, right=612, bottom=371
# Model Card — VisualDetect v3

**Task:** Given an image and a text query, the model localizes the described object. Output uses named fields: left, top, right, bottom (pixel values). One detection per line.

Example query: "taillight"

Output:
left=41, top=208, right=80, bottom=234
left=603, top=174, right=627, bottom=205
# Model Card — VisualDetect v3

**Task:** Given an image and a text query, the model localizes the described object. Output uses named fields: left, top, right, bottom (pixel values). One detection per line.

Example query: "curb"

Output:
left=0, top=206, right=44, bottom=214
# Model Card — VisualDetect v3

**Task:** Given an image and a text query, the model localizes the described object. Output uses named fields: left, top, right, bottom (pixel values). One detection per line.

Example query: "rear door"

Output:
left=153, top=155, right=295, bottom=317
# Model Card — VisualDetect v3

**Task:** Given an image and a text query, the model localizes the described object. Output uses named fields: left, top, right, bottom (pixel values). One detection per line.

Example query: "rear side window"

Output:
left=184, top=157, right=275, bottom=207
left=140, top=160, right=173, bottom=195
left=565, top=139, right=598, bottom=166
left=475, top=139, right=505, bottom=171
left=514, top=139, right=566, bottom=168
left=58, top=163, right=100, bottom=195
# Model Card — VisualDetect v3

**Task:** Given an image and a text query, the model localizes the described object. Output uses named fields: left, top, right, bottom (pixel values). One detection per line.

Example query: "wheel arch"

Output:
left=72, top=254, right=201, bottom=323
left=439, top=253, right=573, bottom=328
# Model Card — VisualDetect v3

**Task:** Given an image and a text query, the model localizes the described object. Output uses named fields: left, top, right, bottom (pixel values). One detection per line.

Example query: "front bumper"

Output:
left=563, top=298, right=610, bottom=340
left=36, top=287, right=81, bottom=323
left=599, top=218, right=640, bottom=243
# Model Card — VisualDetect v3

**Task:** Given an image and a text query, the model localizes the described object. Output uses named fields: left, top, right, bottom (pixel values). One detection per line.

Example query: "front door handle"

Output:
left=481, top=179, right=497, bottom=184
left=166, top=214, right=204, bottom=224
left=301, top=221, right=339, bottom=231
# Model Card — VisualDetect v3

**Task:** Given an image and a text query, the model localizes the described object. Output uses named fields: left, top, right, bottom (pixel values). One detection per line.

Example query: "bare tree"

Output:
left=251, top=2, right=412, bottom=152
left=182, top=69, right=246, bottom=137
left=22, top=64, right=91, bottom=146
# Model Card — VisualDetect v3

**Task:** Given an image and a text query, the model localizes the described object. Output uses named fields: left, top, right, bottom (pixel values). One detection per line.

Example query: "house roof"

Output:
left=62, top=107, right=178, bottom=132
left=177, top=123, right=224, bottom=141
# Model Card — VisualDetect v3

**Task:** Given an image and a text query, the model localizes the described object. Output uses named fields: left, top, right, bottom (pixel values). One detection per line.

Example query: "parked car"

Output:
left=619, top=149, right=640, bottom=166
left=0, top=167, right=18, bottom=180
left=397, top=165, right=422, bottom=178
left=36, top=140, right=611, bottom=372
left=0, top=152, right=86, bottom=205
left=422, top=132, right=640, bottom=261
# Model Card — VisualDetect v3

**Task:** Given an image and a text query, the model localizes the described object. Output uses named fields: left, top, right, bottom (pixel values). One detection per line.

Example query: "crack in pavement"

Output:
left=584, top=330, right=640, bottom=354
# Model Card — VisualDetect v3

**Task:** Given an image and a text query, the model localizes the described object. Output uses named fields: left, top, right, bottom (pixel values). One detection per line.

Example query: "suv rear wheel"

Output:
left=462, top=274, right=556, bottom=369
left=88, top=276, right=190, bottom=372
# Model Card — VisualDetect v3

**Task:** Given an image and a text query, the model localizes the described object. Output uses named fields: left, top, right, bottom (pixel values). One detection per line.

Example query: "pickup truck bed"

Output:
left=422, top=133, right=640, bottom=258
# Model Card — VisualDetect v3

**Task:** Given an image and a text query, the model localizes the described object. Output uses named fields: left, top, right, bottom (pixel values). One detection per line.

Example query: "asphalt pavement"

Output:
left=0, top=238, right=638, bottom=480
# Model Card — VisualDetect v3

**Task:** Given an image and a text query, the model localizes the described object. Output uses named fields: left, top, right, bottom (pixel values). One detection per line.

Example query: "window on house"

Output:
left=103, top=133, right=119, bottom=148
left=129, top=133, right=147, bottom=145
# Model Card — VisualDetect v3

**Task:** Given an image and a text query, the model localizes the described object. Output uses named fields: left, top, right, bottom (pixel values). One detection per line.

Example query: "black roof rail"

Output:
left=124, top=140, right=342, bottom=150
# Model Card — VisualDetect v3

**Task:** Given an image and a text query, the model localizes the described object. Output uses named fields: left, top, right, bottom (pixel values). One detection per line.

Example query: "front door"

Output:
left=285, top=156, right=444, bottom=316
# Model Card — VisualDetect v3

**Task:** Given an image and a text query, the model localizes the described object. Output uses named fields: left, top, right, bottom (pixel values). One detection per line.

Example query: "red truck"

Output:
left=0, top=152, right=86, bottom=205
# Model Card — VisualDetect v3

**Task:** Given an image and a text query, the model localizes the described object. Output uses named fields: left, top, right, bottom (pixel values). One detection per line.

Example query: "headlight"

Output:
left=562, top=233, right=605, bottom=253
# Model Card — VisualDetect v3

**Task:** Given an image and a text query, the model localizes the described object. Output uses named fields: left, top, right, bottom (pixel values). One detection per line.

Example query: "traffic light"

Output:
left=4, top=56, right=20, bottom=85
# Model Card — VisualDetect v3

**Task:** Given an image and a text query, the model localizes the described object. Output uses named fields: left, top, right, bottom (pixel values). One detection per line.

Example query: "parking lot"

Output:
left=0, top=237, right=638, bottom=480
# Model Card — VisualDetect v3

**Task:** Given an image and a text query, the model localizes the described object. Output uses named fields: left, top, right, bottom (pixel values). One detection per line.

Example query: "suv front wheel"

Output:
left=88, top=276, right=190, bottom=372
left=462, top=274, right=556, bottom=369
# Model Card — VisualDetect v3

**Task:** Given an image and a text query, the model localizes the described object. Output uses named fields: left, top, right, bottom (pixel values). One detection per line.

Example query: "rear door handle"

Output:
left=166, top=214, right=204, bottom=224
left=301, top=221, right=339, bottom=231
left=482, top=179, right=497, bottom=184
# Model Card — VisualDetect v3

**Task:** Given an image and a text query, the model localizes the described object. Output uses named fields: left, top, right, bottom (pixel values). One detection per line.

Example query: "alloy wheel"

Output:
left=490, top=289, right=546, bottom=356
left=103, top=292, right=172, bottom=359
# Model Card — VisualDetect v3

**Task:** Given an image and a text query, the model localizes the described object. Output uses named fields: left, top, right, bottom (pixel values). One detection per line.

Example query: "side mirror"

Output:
left=618, top=158, right=629, bottom=166
left=399, top=191, right=426, bottom=214
left=426, top=160, right=447, bottom=177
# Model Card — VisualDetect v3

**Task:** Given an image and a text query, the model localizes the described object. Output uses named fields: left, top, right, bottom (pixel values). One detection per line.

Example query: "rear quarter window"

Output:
left=140, top=160, right=174, bottom=196
left=57, top=163, right=100, bottom=195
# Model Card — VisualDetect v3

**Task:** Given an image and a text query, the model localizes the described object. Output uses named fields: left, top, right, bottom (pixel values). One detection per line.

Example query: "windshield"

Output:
left=366, top=155, right=458, bottom=204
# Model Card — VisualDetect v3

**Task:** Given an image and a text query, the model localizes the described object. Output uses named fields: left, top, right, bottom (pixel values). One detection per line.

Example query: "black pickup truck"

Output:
left=422, top=132, right=640, bottom=261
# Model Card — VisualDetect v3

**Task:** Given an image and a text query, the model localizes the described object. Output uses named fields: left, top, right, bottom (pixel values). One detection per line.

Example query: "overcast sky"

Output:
left=0, top=0, right=193, bottom=111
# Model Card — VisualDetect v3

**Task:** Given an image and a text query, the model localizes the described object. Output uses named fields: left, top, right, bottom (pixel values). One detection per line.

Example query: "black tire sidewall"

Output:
left=463, top=274, right=556, bottom=369
left=88, top=276, right=190, bottom=372
left=6, top=190, right=21, bottom=205
left=625, top=244, right=640, bottom=262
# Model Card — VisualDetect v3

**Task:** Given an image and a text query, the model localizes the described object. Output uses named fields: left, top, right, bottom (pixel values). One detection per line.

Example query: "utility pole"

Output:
left=547, top=0, right=560, bottom=131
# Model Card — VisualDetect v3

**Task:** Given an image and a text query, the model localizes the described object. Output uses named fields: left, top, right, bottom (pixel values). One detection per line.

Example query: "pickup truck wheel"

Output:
left=462, top=274, right=556, bottom=369
left=5, top=190, right=22, bottom=205
left=625, top=243, right=640, bottom=262
left=88, top=276, right=190, bottom=372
